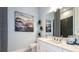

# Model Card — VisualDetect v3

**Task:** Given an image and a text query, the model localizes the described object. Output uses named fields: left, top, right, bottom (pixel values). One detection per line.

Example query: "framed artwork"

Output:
left=15, top=11, right=34, bottom=32
left=46, top=20, right=51, bottom=32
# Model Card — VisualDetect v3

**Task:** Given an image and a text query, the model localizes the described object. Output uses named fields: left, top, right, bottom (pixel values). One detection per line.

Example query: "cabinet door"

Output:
left=37, top=40, right=48, bottom=52
left=39, top=46, right=48, bottom=52
left=44, top=43, right=62, bottom=52
left=37, top=40, right=62, bottom=52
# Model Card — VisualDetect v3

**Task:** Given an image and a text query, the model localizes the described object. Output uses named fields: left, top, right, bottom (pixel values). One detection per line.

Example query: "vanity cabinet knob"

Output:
left=60, top=39, right=61, bottom=42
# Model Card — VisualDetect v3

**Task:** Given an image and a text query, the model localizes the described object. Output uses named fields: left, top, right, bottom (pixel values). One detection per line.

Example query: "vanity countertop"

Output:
left=38, top=37, right=79, bottom=52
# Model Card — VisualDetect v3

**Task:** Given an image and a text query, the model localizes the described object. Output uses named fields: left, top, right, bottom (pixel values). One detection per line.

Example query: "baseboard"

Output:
left=12, top=48, right=32, bottom=52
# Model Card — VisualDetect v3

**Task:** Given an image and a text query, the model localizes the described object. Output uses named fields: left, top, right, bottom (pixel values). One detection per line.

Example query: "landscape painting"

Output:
left=15, top=11, right=34, bottom=32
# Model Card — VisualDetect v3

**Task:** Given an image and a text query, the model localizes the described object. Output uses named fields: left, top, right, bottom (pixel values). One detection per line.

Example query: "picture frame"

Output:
left=15, top=11, right=34, bottom=32
left=46, top=20, right=51, bottom=32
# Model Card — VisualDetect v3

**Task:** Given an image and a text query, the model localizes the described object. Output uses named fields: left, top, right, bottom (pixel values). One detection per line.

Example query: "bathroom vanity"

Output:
left=37, top=37, right=79, bottom=52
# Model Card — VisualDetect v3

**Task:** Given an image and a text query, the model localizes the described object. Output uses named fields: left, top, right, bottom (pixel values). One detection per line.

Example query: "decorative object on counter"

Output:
left=75, top=36, right=79, bottom=45
left=66, top=38, right=76, bottom=45
left=67, top=35, right=79, bottom=45
left=46, top=20, right=51, bottom=32
left=75, top=39, right=79, bottom=45
left=15, top=11, right=34, bottom=32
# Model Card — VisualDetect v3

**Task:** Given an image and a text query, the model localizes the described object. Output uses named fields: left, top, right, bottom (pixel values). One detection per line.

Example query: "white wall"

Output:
left=45, top=12, right=54, bottom=36
left=8, top=7, right=39, bottom=51
left=38, top=7, right=54, bottom=37
left=73, top=8, right=79, bottom=34
left=60, top=8, right=73, bottom=20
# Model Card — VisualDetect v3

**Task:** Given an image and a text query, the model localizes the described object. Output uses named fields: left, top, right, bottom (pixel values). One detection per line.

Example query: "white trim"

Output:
left=12, top=48, right=30, bottom=52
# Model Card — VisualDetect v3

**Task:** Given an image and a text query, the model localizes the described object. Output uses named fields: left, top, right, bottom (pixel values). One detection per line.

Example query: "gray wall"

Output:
left=53, top=9, right=60, bottom=37
left=0, top=7, right=8, bottom=52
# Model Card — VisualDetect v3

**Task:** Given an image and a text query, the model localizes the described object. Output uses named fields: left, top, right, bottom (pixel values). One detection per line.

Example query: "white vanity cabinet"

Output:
left=37, top=39, right=72, bottom=52
left=37, top=40, right=62, bottom=52
left=37, top=40, right=48, bottom=52
left=44, top=43, right=62, bottom=52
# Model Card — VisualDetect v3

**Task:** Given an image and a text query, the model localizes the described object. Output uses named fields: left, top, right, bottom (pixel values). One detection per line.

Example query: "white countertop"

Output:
left=38, top=37, right=79, bottom=52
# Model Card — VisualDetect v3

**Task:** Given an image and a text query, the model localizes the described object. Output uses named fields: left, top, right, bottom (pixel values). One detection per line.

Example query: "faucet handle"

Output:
left=59, top=39, right=61, bottom=41
left=54, top=38, right=55, bottom=40
left=57, top=39, right=58, bottom=41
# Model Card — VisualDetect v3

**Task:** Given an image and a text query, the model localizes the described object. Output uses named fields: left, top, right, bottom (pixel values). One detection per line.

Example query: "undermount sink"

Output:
left=44, top=37, right=67, bottom=44
left=48, top=39, right=63, bottom=44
